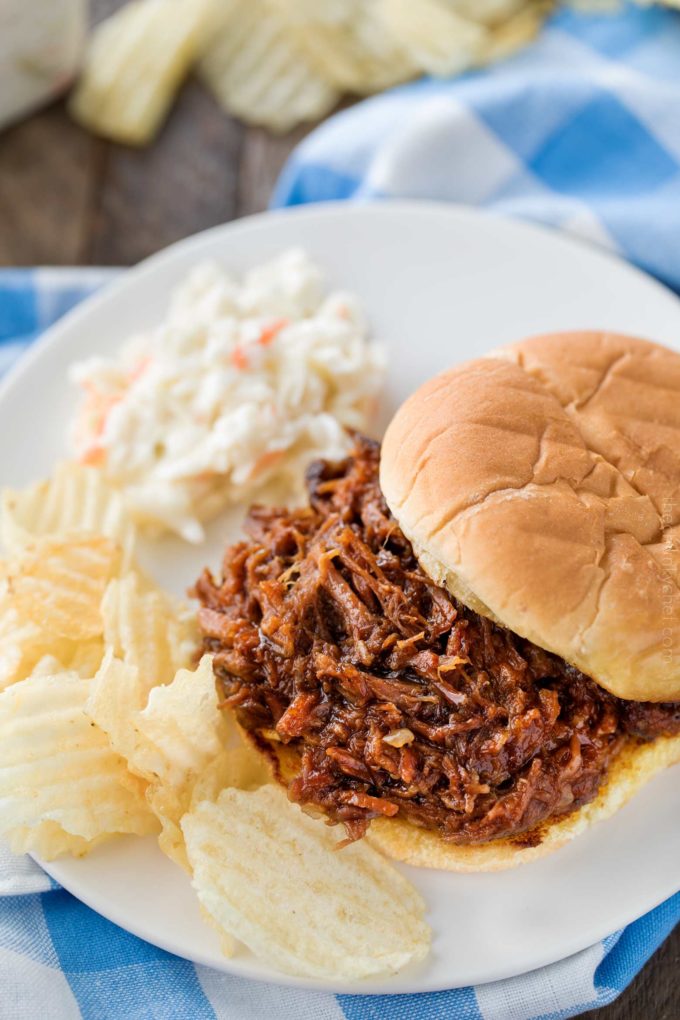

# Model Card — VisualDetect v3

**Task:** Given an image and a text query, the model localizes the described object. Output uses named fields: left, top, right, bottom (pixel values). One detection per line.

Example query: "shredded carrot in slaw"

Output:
left=230, top=346, right=249, bottom=371
left=127, top=356, right=152, bottom=383
left=257, top=318, right=288, bottom=346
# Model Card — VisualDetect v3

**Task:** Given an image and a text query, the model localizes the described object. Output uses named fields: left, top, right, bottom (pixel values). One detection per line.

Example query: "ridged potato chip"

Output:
left=270, top=0, right=416, bottom=95
left=378, top=0, right=487, bottom=76
left=86, top=654, right=243, bottom=869
left=137, top=655, right=229, bottom=783
left=182, top=784, right=430, bottom=979
left=378, top=0, right=547, bottom=76
left=478, top=1, right=547, bottom=63
left=7, top=535, right=120, bottom=641
left=0, top=599, right=64, bottom=691
left=136, top=655, right=237, bottom=868
left=0, top=596, right=103, bottom=690
left=0, top=671, right=157, bottom=858
left=447, top=0, right=527, bottom=24
left=85, top=651, right=155, bottom=771
left=1, top=461, right=135, bottom=565
left=188, top=739, right=270, bottom=810
left=70, top=0, right=215, bottom=145
left=27, top=655, right=69, bottom=678
left=86, top=583, right=201, bottom=783
left=6, top=822, right=109, bottom=860
left=199, top=0, right=340, bottom=133
left=101, top=571, right=196, bottom=690
left=66, top=639, right=106, bottom=679
left=88, top=654, right=225, bottom=784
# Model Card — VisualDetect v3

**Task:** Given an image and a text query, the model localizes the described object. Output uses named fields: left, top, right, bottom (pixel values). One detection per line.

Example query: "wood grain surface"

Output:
left=0, top=2, right=677, bottom=1016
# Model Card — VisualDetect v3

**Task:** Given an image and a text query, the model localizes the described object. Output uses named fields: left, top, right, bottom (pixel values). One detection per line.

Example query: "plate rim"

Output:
left=33, top=804, right=680, bottom=995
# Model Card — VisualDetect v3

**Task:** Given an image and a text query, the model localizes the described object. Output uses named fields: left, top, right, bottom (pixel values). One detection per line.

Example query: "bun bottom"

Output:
left=246, top=728, right=680, bottom=872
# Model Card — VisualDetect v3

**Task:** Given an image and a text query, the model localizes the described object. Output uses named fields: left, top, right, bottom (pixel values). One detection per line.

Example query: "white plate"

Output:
left=1, top=202, right=679, bottom=995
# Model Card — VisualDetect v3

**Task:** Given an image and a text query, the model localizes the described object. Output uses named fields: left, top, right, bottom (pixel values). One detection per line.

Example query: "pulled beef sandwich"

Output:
left=195, top=331, right=680, bottom=870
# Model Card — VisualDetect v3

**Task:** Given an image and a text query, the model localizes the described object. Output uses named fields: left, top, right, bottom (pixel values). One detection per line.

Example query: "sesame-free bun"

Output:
left=380, top=332, right=680, bottom=703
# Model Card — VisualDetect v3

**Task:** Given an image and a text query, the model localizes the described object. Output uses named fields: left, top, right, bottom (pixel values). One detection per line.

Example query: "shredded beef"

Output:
left=194, top=437, right=680, bottom=845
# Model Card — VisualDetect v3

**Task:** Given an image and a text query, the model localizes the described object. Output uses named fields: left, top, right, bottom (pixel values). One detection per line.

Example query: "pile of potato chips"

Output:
left=68, top=0, right=680, bottom=143
left=70, top=0, right=552, bottom=142
left=0, top=461, right=430, bottom=979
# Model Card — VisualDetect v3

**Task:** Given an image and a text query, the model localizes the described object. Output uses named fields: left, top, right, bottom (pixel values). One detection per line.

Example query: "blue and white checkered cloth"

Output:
left=2, top=4, right=680, bottom=1018
left=274, top=3, right=680, bottom=295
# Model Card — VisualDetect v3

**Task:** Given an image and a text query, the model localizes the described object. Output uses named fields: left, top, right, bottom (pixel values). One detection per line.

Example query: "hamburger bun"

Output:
left=380, top=331, right=680, bottom=703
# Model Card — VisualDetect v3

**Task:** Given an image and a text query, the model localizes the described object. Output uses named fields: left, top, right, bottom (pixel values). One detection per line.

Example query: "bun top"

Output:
left=380, top=331, right=680, bottom=702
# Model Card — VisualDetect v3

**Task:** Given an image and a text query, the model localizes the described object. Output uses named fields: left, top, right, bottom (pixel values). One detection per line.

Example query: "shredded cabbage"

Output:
left=70, top=250, right=385, bottom=542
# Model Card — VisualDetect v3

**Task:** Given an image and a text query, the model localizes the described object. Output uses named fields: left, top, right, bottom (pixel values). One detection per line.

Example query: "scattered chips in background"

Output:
left=66, top=0, right=565, bottom=142
left=199, top=0, right=341, bottom=133
left=268, top=0, right=417, bottom=94
left=378, top=0, right=488, bottom=78
left=478, top=1, right=549, bottom=62
left=70, top=0, right=216, bottom=144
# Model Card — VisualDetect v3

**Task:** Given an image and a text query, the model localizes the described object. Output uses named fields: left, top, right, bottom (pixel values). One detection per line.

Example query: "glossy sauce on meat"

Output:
left=194, top=438, right=680, bottom=845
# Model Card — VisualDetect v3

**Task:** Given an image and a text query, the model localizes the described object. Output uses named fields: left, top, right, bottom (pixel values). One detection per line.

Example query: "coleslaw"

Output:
left=70, top=250, right=385, bottom=542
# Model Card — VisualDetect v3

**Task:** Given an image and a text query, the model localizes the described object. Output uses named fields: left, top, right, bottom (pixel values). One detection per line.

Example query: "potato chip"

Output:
left=137, top=656, right=234, bottom=868
left=0, top=598, right=61, bottom=691
left=446, top=0, right=527, bottom=24
left=88, top=654, right=224, bottom=783
left=479, top=1, right=547, bottom=63
left=69, top=0, right=215, bottom=146
left=188, top=739, right=270, bottom=810
left=0, top=592, right=103, bottom=690
left=199, top=903, right=238, bottom=958
left=180, top=729, right=271, bottom=873
left=271, top=0, right=417, bottom=94
left=137, top=655, right=229, bottom=784
left=8, top=535, right=120, bottom=641
left=1, top=462, right=135, bottom=565
left=379, top=0, right=548, bottom=76
left=378, top=0, right=487, bottom=76
left=0, top=671, right=157, bottom=858
left=6, top=822, right=109, bottom=860
left=86, top=573, right=200, bottom=796
left=85, top=651, right=154, bottom=772
left=182, top=784, right=430, bottom=979
left=86, top=654, right=233, bottom=869
left=27, top=655, right=68, bottom=678
left=66, top=639, right=106, bottom=679
left=101, top=571, right=196, bottom=687
left=199, top=0, right=340, bottom=133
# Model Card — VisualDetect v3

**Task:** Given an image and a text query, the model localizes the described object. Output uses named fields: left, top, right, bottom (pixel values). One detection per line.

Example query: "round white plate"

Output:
left=1, top=202, right=679, bottom=995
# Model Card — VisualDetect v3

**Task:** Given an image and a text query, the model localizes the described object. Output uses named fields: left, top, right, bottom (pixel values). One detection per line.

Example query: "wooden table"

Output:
left=0, top=3, right=677, bottom=1016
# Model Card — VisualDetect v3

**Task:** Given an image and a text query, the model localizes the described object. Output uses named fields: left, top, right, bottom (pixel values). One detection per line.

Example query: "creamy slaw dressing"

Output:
left=70, top=250, right=385, bottom=542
